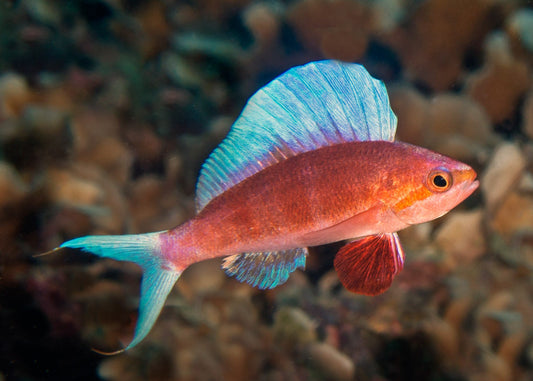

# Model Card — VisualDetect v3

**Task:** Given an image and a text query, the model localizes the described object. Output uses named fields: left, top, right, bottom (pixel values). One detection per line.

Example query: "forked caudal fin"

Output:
left=59, top=232, right=181, bottom=352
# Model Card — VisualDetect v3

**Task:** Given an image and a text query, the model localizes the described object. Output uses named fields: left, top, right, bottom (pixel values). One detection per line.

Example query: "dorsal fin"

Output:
left=196, top=60, right=397, bottom=211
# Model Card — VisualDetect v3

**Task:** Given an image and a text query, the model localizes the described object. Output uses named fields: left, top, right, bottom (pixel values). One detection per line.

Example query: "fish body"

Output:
left=57, top=61, right=479, bottom=352
left=165, top=141, right=475, bottom=264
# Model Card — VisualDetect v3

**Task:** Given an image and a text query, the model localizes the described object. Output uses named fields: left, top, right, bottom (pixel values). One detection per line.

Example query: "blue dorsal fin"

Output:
left=196, top=60, right=397, bottom=211
left=222, top=248, right=308, bottom=289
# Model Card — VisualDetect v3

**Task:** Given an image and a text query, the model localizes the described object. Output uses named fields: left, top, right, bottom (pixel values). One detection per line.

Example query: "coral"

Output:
left=133, top=0, right=171, bottom=59
left=465, top=32, right=531, bottom=125
left=490, top=191, right=533, bottom=243
left=507, top=8, right=533, bottom=53
left=287, top=0, right=373, bottom=61
left=0, top=73, right=31, bottom=118
left=0, top=105, right=71, bottom=169
left=0, top=162, right=28, bottom=209
left=435, top=209, right=486, bottom=267
left=383, top=0, right=492, bottom=91
left=243, top=3, right=282, bottom=48
left=2, top=1, right=533, bottom=380
left=481, top=142, right=526, bottom=215
left=308, top=342, right=355, bottom=381
left=523, top=90, right=533, bottom=140
left=390, top=85, right=496, bottom=162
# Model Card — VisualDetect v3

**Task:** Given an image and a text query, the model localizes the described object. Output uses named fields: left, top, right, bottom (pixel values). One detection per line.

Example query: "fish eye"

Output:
left=427, top=169, right=452, bottom=192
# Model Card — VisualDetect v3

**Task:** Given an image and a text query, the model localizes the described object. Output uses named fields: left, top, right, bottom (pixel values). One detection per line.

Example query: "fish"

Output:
left=54, top=60, right=479, bottom=352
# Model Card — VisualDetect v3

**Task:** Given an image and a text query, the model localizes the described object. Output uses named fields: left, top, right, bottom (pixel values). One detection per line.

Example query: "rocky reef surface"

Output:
left=1, top=1, right=533, bottom=380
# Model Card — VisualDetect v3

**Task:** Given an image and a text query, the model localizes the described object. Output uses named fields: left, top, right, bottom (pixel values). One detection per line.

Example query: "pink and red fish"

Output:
left=56, top=60, right=479, bottom=351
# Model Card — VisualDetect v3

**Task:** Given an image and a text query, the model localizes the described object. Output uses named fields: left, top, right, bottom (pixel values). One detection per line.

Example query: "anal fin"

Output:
left=222, top=248, right=308, bottom=290
left=334, top=233, right=404, bottom=295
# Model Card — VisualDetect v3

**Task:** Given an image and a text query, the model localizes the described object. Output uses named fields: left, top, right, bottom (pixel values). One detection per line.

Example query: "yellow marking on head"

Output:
left=392, top=186, right=433, bottom=213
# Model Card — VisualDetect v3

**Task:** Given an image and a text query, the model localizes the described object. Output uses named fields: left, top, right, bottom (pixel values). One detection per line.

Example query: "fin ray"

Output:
left=222, top=248, right=308, bottom=289
left=334, top=233, right=404, bottom=295
left=60, top=232, right=181, bottom=351
left=196, top=60, right=397, bottom=210
left=128, top=265, right=180, bottom=350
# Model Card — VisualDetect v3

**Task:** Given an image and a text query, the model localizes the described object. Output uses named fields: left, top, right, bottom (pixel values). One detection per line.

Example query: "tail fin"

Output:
left=60, top=232, right=181, bottom=352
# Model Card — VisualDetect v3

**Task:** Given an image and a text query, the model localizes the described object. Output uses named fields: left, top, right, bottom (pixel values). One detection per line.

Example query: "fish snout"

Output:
left=456, top=166, right=479, bottom=195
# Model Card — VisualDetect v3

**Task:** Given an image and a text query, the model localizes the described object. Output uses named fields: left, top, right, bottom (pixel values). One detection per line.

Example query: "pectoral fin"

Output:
left=334, top=233, right=404, bottom=295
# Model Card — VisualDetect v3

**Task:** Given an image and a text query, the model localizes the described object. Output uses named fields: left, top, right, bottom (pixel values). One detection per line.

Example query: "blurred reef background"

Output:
left=1, top=0, right=533, bottom=380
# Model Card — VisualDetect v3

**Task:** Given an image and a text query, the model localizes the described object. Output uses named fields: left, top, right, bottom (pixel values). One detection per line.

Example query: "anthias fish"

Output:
left=56, top=60, right=479, bottom=351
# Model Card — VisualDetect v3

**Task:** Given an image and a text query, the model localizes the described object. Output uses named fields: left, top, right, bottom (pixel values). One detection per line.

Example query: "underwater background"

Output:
left=1, top=0, right=533, bottom=380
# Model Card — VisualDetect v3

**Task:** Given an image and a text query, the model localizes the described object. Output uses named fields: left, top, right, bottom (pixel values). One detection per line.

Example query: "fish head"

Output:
left=390, top=144, right=479, bottom=226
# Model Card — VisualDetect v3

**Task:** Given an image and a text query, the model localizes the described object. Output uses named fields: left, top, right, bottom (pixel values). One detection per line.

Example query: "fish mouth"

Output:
left=453, top=172, right=479, bottom=207
left=465, top=179, right=480, bottom=194
left=464, top=168, right=479, bottom=193
left=457, top=166, right=479, bottom=196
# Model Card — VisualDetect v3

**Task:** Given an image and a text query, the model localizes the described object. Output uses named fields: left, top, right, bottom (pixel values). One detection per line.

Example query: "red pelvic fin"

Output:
left=333, top=233, right=404, bottom=296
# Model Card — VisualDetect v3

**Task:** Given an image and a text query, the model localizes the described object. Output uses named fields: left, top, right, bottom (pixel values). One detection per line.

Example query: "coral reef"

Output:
left=1, top=0, right=533, bottom=380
